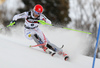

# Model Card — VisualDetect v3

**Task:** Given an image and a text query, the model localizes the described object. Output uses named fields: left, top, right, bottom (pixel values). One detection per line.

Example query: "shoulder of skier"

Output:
left=13, top=11, right=29, bottom=21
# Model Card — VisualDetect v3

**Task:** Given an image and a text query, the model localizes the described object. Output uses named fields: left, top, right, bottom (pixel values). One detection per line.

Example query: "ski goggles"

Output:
left=34, top=11, right=41, bottom=15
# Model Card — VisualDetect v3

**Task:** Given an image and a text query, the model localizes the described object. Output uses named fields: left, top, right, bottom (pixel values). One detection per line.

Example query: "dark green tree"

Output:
left=20, top=0, right=71, bottom=25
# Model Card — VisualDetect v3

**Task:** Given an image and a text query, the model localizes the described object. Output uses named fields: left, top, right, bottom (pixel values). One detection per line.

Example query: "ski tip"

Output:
left=60, top=45, right=64, bottom=49
left=62, top=45, right=64, bottom=48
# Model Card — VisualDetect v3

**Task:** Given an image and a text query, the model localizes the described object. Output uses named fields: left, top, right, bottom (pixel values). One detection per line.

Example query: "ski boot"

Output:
left=42, top=46, right=54, bottom=54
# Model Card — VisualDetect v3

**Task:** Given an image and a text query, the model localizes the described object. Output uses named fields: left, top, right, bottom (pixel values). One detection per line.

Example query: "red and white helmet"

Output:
left=33, top=4, right=43, bottom=15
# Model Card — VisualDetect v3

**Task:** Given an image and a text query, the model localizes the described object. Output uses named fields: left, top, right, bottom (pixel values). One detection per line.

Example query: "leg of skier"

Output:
left=24, top=28, right=49, bottom=52
left=31, top=33, right=48, bottom=52
left=24, top=28, right=69, bottom=60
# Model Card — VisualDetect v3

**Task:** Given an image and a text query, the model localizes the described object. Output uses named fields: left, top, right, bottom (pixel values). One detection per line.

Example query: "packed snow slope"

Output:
left=0, top=24, right=100, bottom=68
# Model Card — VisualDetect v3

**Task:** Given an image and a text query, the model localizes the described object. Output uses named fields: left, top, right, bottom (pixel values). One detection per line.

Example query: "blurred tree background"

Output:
left=19, top=0, right=71, bottom=25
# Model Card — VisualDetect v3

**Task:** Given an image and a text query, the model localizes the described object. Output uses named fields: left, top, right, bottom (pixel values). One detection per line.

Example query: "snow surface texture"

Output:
left=0, top=24, right=100, bottom=68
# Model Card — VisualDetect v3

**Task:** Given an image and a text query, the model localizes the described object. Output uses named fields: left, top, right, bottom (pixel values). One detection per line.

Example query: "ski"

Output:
left=64, top=56, right=69, bottom=61
left=51, top=45, right=69, bottom=61
left=51, top=45, right=64, bottom=56
left=63, top=52, right=69, bottom=61
left=51, top=52, right=69, bottom=61
left=61, top=45, right=69, bottom=61
left=29, top=44, right=69, bottom=61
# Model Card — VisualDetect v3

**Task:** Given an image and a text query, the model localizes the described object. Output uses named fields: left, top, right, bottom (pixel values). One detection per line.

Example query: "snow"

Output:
left=0, top=25, right=100, bottom=68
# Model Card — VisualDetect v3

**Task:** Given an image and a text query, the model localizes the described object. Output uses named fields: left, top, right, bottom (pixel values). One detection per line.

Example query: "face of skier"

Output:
left=33, top=12, right=40, bottom=18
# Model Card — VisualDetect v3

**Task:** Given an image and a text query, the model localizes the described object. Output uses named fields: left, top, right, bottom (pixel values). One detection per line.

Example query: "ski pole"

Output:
left=38, top=20, right=92, bottom=34
left=38, top=20, right=52, bottom=26
left=7, top=21, right=16, bottom=27
left=0, top=21, right=15, bottom=30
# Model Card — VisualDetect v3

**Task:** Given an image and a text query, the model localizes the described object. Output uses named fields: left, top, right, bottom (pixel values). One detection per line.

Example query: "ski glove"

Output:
left=38, top=20, right=52, bottom=26
left=7, top=20, right=16, bottom=27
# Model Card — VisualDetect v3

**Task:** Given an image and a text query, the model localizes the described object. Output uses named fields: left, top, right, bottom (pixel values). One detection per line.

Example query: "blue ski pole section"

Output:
left=92, top=22, right=100, bottom=68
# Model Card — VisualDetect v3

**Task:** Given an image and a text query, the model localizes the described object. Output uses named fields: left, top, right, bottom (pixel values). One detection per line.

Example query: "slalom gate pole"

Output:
left=92, top=22, right=100, bottom=68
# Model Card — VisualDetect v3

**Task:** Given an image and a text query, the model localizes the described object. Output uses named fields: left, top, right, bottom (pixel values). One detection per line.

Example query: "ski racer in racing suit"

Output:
left=10, top=4, right=68, bottom=60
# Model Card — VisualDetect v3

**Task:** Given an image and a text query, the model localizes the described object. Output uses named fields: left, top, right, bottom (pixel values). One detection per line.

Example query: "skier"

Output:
left=10, top=4, right=68, bottom=60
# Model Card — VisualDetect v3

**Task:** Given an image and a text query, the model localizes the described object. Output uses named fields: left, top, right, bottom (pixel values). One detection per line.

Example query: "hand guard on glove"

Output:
left=7, top=20, right=16, bottom=27
left=10, top=20, right=16, bottom=25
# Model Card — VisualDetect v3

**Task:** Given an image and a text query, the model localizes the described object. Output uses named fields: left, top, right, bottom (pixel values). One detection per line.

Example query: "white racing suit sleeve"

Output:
left=46, top=18, right=52, bottom=24
left=40, top=14, right=52, bottom=24
left=13, top=12, right=28, bottom=21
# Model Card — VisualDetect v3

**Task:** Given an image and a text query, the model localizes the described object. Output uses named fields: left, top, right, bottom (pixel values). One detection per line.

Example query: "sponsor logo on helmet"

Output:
left=37, top=8, right=41, bottom=13
left=39, top=8, right=41, bottom=11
